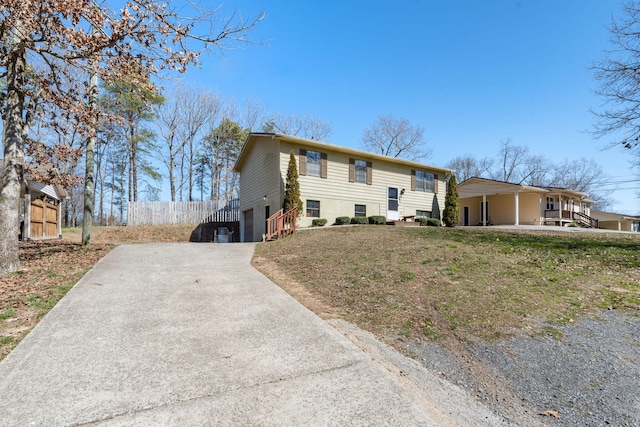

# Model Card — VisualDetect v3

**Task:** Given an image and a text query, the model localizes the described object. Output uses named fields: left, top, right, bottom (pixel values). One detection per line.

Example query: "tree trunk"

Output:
left=0, top=38, right=26, bottom=274
left=82, top=58, right=98, bottom=246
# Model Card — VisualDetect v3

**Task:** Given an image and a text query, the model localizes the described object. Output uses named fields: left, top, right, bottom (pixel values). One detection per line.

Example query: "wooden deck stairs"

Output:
left=265, top=208, right=297, bottom=241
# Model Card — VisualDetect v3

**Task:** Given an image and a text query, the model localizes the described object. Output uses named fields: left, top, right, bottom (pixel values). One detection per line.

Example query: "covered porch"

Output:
left=458, top=177, right=598, bottom=228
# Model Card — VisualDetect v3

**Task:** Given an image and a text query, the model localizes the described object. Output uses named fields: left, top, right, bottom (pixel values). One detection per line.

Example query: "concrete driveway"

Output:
left=0, top=243, right=507, bottom=426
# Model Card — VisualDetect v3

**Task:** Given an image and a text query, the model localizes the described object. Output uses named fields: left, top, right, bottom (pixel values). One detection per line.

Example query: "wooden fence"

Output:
left=127, top=199, right=239, bottom=226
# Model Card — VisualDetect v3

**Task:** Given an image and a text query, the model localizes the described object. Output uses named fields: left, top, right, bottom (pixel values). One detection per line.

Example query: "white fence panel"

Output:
left=127, top=199, right=239, bottom=226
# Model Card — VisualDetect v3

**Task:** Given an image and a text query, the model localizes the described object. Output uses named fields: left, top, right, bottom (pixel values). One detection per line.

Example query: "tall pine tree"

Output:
left=443, top=174, right=460, bottom=227
left=283, top=150, right=303, bottom=216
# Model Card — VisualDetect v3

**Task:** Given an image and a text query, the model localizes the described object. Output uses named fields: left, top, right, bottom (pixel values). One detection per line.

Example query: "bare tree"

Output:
left=491, top=139, right=532, bottom=183
left=156, top=86, right=220, bottom=201
left=0, top=0, right=264, bottom=273
left=361, top=115, right=431, bottom=160
left=445, top=155, right=494, bottom=182
left=266, top=113, right=333, bottom=141
left=592, top=1, right=640, bottom=153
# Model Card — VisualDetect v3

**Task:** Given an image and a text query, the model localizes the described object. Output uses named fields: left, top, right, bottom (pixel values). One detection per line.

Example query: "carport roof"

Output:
left=458, top=177, right=548, bottom=198
left=458, top=177, right=591, bottom=200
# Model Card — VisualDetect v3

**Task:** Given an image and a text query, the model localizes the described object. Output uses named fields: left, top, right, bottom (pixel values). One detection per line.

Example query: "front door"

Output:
left=463, top=206, right=469, bottom=226
left=387, top=186, right=399, bottom=221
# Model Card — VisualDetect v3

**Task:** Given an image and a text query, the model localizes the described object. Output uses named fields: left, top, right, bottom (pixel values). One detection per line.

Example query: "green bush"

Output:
left=368, top=216, right=387, bottom=225
left=427, top=218, right=442, bottom=227
left=418, top=217, right=441, bottom=227
left=335, top=216, right=351, bottom=225
left=350, top=216, right=369, bottom=225
left=311, top=218, right=327, bottom=227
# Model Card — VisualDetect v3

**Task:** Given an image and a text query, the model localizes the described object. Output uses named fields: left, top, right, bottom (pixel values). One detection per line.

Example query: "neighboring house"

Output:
left=0, top=159, right=67, bottom=240
left=234, top=133, right=452, bottom=242
left=591, top=210, right=640, bottom=232
left=457, top=177, right=598, bottom=228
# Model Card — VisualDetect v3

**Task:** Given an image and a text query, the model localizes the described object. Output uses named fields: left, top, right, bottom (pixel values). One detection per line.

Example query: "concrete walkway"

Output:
left=0, top=243, right=506, bottom=426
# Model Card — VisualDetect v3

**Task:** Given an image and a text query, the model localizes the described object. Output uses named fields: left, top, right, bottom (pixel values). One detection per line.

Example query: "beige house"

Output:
left=458, top=177, right=598, bottom=228
left=591, top=210, right=640, bottom=232
left=234, top=133, right=451, bottom=242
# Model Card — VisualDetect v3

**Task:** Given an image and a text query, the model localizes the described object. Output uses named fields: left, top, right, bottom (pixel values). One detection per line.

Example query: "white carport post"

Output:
left=514, top=191, right=520, bottom=226
left=482, top=194, right=487, bottom=227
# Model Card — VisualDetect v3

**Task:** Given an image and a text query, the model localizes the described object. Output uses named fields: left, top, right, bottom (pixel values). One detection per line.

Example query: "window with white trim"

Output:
left=355, top=204, right=366, bottom=217
left=546, top=197, right=555, bottom=210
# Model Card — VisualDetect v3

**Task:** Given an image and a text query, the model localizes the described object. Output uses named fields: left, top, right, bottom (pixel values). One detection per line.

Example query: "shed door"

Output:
left=387, top=186, right=399, bottom=221
left=30, top=199, right=57, bottom=238
left=243, top=209, right=254, bottom=242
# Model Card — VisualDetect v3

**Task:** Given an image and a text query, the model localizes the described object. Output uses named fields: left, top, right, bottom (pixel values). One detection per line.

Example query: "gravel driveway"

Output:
left=407, top=309, right=640, bottom=426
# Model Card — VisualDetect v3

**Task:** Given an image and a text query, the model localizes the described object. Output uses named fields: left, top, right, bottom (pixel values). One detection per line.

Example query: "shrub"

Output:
left=335, top=216, right=351, bottom=225
left=350, top=216, right=368, bottom=225
left=443, top=174, right=460, bottom=227
left=311, top=218, right=327, bottom=227
left=418, top=217, right=441, bottom=227
left=368, top=216, right=387, bottom=225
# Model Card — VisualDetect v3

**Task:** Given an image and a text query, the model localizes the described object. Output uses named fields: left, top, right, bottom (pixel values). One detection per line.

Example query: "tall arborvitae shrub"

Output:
left=443, top=174, right=460, bottom=227
left=283, top=150, right=303, bottom=216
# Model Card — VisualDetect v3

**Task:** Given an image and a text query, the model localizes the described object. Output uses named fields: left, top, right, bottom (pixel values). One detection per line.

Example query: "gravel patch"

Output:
left=406, top=309, right=640, bottom=426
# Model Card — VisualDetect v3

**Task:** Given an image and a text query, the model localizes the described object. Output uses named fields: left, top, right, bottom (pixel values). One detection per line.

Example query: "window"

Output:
left=306, top=200, right=320, bottom=217
left=299, top=149, right=327, bottom=178
left=355, top=204, right=367, bottom=217
left=416, top=171, right=434, bottom=192
left=349, top=158, right=372, bottom=184
left=306, top=150, right=321, bottom=177
left=412, top=170, right=435, bottom=192
left=416, top=210, right=431, bottom=218
left=546, top=197, right=555, bottom=210
left=355, top=160, right=367, bottom=183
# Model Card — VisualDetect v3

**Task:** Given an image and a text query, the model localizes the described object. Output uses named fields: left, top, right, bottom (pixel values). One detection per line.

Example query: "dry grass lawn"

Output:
left=253, top=226, right=640, bottom=346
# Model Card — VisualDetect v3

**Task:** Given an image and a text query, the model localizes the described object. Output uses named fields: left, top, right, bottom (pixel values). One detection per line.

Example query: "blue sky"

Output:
left=180, top=0, right=638, bottom=214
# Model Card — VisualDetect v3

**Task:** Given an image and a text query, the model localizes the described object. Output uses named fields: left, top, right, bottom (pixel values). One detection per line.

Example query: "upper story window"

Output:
left=355, top=160, right=367, bottom=183
left=412, top=170, right=436, bottom=193
left=299, top=149, right=327, bottom=178
left=349, top=158, right=372, bottom=184
left=307, top=150, right=321, bottom=176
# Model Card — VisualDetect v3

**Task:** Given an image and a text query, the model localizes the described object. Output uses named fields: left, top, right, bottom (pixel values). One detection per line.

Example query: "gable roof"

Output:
left=234, top=132, right=453, bottom=174
left=591, top=210, right=640, bottom=221
left=458, top=177, right=591, bottom=200
left=0, top=158, right=68, bottom=200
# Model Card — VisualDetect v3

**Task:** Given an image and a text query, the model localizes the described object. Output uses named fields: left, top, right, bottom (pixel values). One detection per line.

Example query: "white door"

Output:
left=387, top=186, right=400, bottom=221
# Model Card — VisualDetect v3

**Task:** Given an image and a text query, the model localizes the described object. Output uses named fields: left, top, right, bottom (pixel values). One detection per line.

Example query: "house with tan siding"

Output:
left=591, top=210, right=640, bottom=232
left=234, top=133, right=452, bottom=242
left=458, top=177, right=598, bottom=228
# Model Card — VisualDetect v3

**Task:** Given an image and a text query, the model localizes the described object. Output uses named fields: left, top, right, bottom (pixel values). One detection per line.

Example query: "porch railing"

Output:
left=544, top=210, right=599, bottom=228
left=266, top=208, right=297, bottom=241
